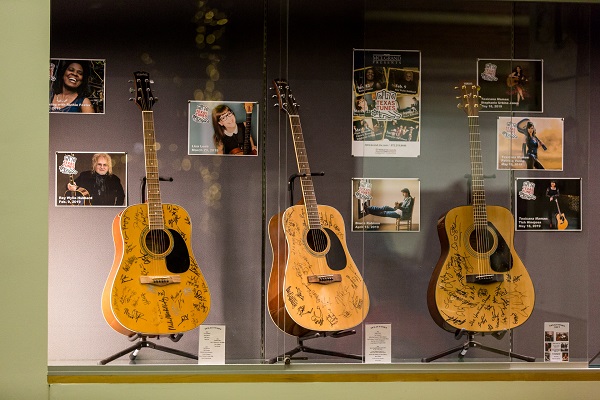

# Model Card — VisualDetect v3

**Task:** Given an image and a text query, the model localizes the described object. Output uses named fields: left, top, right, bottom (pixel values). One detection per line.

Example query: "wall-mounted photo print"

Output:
left=49, top=59, right=105, bottom=114
left=352, top=178, right=420, bottom=232
left=497, top=117, right=563, bottom=170
left=352, top=49, right=421, bottom=157
left=515, top=178, right=581, bottom=231
left=188, top=101, right=259, bottom=156
left=55, top=152, right=127, bottom=207
left=477, top=59, right=543, bottom=113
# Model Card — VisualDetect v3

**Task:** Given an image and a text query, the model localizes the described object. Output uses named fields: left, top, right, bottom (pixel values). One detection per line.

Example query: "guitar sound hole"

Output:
left=469, top=228, right=494, bottom=254
left=145, top=229, right=172, bottom=255
left=306, top=229, right=328, bottom=253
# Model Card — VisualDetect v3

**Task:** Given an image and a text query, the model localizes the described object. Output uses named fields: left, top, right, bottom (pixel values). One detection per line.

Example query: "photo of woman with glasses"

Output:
left=212, top=103, right=257, bottom=155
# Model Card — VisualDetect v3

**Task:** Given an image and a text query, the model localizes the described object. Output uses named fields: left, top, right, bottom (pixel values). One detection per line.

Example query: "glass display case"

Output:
left=47, top=0, right=599, bottom=374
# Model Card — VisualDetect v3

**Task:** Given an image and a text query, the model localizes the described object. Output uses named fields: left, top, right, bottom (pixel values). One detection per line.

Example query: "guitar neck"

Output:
left=289, top=114, right=321, bottom=229
left=142, top=110, right=164, bottom=229
left=468, top=115, right=488, bottom=227
left=243, top=111, right=252, bottom=153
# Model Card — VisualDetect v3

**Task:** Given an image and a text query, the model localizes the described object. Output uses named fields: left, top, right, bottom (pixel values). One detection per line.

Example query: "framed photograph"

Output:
left=55, top=152, right=127, bottom=207
left=477, top=59, right=543, bottom=113
left=188, top=101, right=259, bottom=156
left=49, top=58, right=105, bottom=114
left=515, top=178, right=581, bottom=231
left=497, top=117, right=564, bottom=170
left=352, top=178, right=420, bottom=232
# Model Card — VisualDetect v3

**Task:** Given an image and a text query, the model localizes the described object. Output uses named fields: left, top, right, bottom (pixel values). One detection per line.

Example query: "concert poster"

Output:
left=49, top=58, right=105, bottom=114
left=514, top=178, right=581, bottom=231
left=496, top=116, right=564, bottom=171
left=352, top=49, right=421, bottom=157
left=55, top=151, right=127, bottom=207
left=351, top=178, right=420, bottom=232
left=477, top=58, right=543, bottom=113
left=188, top=101, right=259, bottom=156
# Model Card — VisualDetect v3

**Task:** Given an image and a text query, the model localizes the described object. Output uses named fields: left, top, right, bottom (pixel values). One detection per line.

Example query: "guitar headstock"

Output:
left=456, top=81, right=480, bottom=117
left=132, top=71, right=157, bottom=111
left=272, top=79, right=299, bottom=115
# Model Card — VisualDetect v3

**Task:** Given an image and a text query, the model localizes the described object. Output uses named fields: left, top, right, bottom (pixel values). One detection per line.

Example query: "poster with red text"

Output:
left=352, top=49, right=421, bottom=157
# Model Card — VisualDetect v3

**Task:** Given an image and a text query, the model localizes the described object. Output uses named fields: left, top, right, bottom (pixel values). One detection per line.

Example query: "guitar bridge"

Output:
left=307, top=274, right=342, bottom=284
left=466, top=274, right=504, bottom=284
left=140, top=275, right=181, bottom=286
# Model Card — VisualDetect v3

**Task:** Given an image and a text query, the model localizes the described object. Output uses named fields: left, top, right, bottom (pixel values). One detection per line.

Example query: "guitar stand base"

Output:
left=421, top=330, right=535, bottom=363
left=588, top=349, right=600, bottom=364
left=99, top=333, right=198, bottom=365
left=268, top=330, right=363, bottom=364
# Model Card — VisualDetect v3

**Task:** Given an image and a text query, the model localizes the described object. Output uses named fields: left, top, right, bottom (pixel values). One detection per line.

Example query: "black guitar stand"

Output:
left=100, top=175, right=199, bottom=365
left=288, top=171, right=324, bottom=203
left=268, top=172, right=364, bottom=364
left=269, top=330, right=363, bottom=364
left=589, top=350, right=600, bottom=365
left=99, top=333, right=198, bottom=365
left=421, top=329, right=535, bottom=362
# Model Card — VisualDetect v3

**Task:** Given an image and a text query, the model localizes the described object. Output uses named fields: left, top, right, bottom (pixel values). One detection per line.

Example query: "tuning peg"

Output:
left=273, top=103, right=279, bottom=107
left=149, top=80, right=154, bottom=84
left=129, top=88, right=135, bottom=93
left=129, top=98, right=134, bottom=101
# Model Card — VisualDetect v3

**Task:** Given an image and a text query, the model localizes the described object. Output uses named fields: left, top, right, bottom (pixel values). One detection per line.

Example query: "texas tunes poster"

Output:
left=352, top=49, right=421, bottom=158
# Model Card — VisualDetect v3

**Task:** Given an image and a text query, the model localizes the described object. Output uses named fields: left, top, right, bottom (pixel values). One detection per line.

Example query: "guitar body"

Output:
left=506, top=76, right=522, bottom=88
left=268, top=204, right=369, bottom=335
left=556, top=213, right=568, bottom=230
left=555, top=200, right=568, bottom=230
left=102, top=203, right=210, bottom=336
left=229, top=147, right=257, bottom=156
left=428, top=205, right=535, bottom=333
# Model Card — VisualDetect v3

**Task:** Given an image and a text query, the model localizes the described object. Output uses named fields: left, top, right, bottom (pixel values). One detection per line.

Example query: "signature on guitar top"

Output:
left=267, top=79, right=370, bottom=336
left=101, top=72, right=210, bottom=336
left=427, top=81, right=535, bottom=334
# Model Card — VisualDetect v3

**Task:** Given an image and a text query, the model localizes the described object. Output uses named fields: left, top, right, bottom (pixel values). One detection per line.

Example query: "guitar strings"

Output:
left=290, top=113, right=327, bottom=273
left=469, top=112, right=491, bottom=276
left=143, top=106, right=165, bottom=277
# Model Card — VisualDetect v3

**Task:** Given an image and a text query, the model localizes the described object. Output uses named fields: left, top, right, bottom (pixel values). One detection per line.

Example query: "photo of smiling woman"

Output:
left=49, top=59, right=105, bottom=113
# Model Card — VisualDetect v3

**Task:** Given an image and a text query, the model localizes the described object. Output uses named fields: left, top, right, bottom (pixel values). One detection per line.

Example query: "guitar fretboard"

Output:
left=468, top=115, right=488, bottom=229
left=289, top=115, right=321, bottom=230
left=142, top=111, right=164, bottom=230
left=243, top=111, right=252, bottom=154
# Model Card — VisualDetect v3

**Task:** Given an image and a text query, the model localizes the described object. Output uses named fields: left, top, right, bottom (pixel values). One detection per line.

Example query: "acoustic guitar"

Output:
left=427, top=81, right=535, bottom=333
left=101, top=71, right=210, bottom=336
left=555, top=199, right=568, bottom=230
left=65, top=173, right=92, bottom=206
left=229, top=103, right=257, bottom=155
left=267, top=80, right=369, bottom=336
